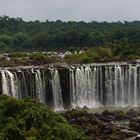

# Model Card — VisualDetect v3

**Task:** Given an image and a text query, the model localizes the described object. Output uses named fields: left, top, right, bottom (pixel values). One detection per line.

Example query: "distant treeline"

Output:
left=0, top=16, right=140, bottom=52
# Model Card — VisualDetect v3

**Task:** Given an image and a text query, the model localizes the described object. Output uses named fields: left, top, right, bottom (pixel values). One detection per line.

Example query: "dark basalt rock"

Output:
left=135, top=135, right=140, bottom=140
left=94, top=109, right=127, bottom=122
left=102, top=124, right=113, bottom=134
left=120, top=129, right=138, bottom=139
left=129, top=117, right=140, bottom=133
left=83, top=105, right=89, bottom=110
left=94, top=115, right=114, bottom=122
left=127, top=109, right=140, bottom=119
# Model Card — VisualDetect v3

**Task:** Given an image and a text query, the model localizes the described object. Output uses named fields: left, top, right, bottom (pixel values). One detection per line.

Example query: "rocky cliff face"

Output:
left=0, top=63, right=140, bottom=111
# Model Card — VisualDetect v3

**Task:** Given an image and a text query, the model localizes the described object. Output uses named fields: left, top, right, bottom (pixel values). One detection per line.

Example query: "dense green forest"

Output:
left=0, top=95, right=88, bottom=140
left=0, top=16, right=140, bottom=65
left=0, top=16, right=140, bottom=52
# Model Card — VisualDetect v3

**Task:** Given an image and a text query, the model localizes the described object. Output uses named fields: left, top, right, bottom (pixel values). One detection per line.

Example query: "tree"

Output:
left=12, top=32, right=28, bottom=49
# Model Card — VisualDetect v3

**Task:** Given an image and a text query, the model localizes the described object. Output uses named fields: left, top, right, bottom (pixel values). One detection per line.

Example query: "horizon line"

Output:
left=0, top=15, right=140, bottom=23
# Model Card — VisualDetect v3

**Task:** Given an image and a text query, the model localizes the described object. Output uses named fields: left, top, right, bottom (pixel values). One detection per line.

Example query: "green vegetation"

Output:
left=0, top=16, right=140, bottom=52
left=64, top=47, right=113, bottom=63
left=0, top=46, right=140, bottom=66
left=0, top=95, right=87, bottom=140
left=0, top=95, right=139, bottom=140
left=0, top=16, right=140, bottom=65
left=0, top=52, right=62, bottom=66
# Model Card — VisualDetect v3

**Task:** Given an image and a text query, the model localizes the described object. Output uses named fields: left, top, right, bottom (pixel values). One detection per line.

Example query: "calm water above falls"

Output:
left=0, top=63, right=140, bottom=111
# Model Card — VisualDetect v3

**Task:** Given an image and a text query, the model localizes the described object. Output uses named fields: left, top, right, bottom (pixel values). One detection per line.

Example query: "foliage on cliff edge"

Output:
left=0, top=95, right=88, bottom=140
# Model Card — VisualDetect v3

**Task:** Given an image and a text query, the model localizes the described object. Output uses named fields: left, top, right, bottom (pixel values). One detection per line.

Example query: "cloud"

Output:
left=0, top=0, right=140, bottom=21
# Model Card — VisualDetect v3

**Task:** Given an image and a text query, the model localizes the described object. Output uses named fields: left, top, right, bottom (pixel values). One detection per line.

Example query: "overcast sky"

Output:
left=0, top=0, right=140, bottom=22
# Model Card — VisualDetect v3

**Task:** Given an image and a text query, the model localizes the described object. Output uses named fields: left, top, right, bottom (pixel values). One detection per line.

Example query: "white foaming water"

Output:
left=1, top=70, right=9, bottom=95
left=34, top=69, right=45, bottom=104
left=50, top=69, right=64, bottom=111
left=70, top=64, right=140, bottom=108
left=69, top=68, right=76, bottom=107
left=0, top=64, right=140, bottom=110
left=114, top=66, right=123, bottom=106
left=133, top=66, right=137, bottom=106
left=6, top=71, right=17, bottom=97
left=1, top=70, right=17, bottom=97
left=70, top=66, right=100, bottom=108
left=105, top=66, right=114, bottom=106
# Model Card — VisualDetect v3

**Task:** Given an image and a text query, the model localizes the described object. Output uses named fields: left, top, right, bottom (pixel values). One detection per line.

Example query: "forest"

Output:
left=0, top=16, right=140, bottom=65
left=0, top=16, right=140, bottom=52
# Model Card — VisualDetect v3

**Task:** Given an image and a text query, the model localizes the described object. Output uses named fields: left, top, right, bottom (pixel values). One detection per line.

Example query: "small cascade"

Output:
left=1, top=70, right=9, bottom=95
left=114, top=66, right=124, bottom=106
left=6, top=71, right=17, bottom=97
left=50, top=69, right=64, bottom=111
left=20, top=71, right=28, bottom=98
left=134, top=66, right=137, bottom=106
left=34, top=69, right=45, bottom=103
left=1, top=70, right=17, bottom=97
left=69, top=67, right=76, bottom=107
left=98, top=66, right=103, bottom=104
left=105, top=66, right=114, bottom=106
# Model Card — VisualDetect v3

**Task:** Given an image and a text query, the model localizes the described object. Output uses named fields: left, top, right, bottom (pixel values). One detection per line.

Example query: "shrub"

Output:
left=0, top=95, right=88, bottom=140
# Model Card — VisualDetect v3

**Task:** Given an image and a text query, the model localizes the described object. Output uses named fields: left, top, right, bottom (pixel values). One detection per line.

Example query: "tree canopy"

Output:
left=0, top=95, right=87, bottom=140
left=0, top=16, right=140, bottom=52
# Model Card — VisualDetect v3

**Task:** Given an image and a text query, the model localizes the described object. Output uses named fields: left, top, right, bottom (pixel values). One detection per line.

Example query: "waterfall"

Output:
left=0, top=64, right=140, bottom=110
left=21, top=71, right=28, bottom=98
left=69, top=67, right=76, bottom=107
left=50, top=69, right=64, bottom=111
left=105, top=66, right=114, bottom=106
left=114, top=66, right=124, bottom=106
left=1, top=70, right=17, bottom=97
left=34, top=69, right=45, bottom=103
left=1, top=70, right=9, bottom=95
left=134, top=66, right=137, bottom=106
left=70, top=66, right=99, bottom=108
left=99, top=66, right=103, bottom=104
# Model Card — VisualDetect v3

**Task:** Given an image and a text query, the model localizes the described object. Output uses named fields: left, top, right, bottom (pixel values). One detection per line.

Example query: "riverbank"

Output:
left=0, top=50, right=140, bottom=67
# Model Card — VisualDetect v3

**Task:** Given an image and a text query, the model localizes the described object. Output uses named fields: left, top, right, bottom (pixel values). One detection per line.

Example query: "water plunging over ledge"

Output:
left=0, top=62, right=140, bottom=111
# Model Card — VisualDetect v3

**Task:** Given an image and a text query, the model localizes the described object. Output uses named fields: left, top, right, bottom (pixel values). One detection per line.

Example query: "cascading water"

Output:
left=6, top=71, right=17, bottom=97
left=50, top=68, right=64, bottom=111
left=34, top=69, right=45, bottom=104
left=1, top=70, right=9, bottom=95
left=70, top=66, right=99, bottom=108
left=1, top=70, right=17, bottom=97
left=0, top=63, right=140, bottom=110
